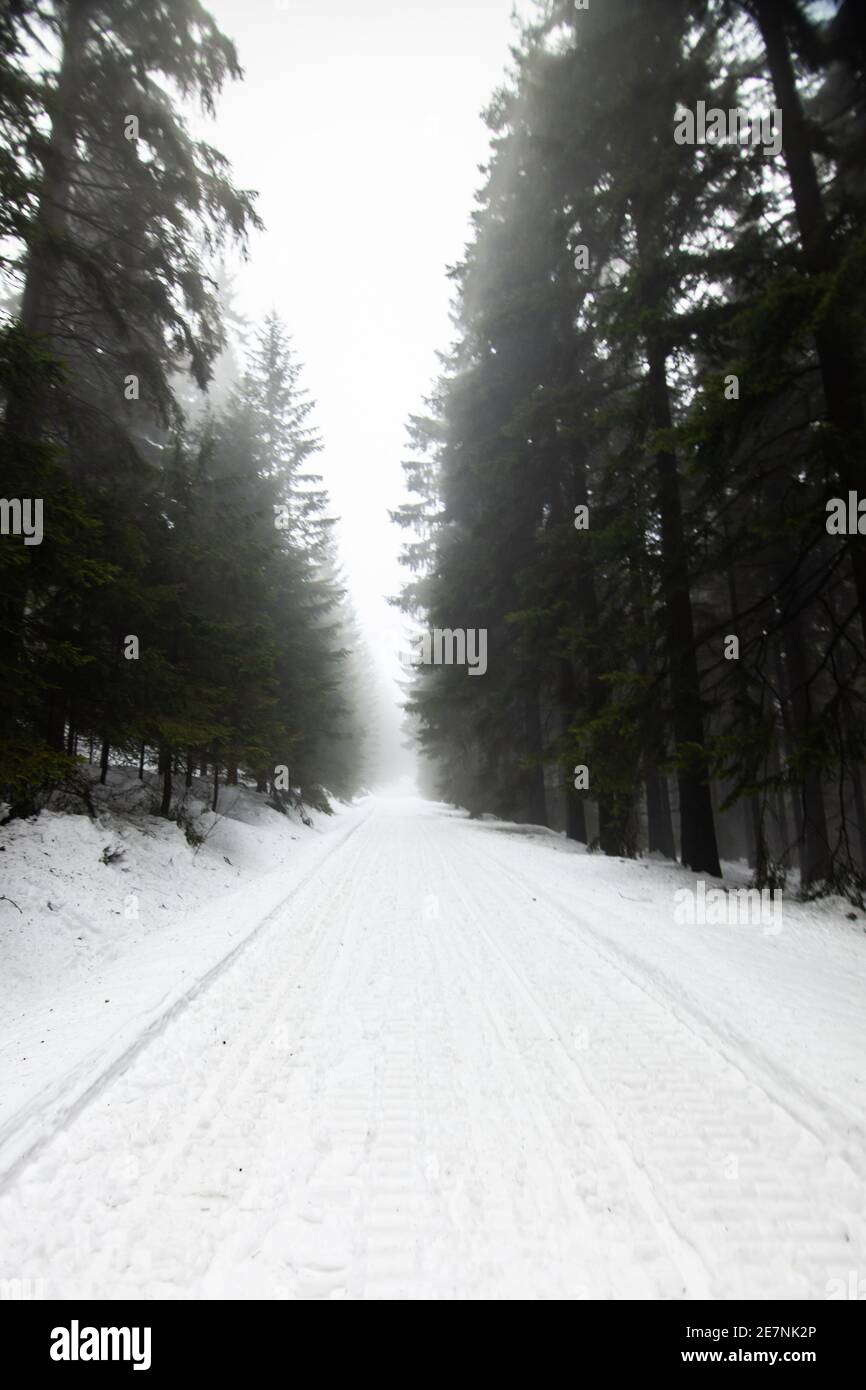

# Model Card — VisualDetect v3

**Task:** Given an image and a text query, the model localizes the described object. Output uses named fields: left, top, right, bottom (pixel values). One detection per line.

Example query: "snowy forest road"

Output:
left=1, top=797, right=864, bottom=1300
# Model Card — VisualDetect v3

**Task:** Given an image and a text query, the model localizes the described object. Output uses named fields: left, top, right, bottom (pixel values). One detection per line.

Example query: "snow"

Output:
left=1, top=791, right=865, bottom=1299
left=0, top=769, right=370, bottom=1183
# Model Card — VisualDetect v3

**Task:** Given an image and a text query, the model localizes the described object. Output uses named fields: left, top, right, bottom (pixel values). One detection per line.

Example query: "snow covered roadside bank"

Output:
left=461, top=815, right=866, bottom=1163
left=0, top=773, right=371, bottom=1186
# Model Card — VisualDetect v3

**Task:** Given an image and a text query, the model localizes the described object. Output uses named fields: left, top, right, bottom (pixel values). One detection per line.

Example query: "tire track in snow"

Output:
left=0, top=803, right=373, bottom=1196
left=442, top=825, right=866, bottom=1297
left=0, top=810, right=383, bottom=1298
left=471, top=830, right=866, bottom=1166
left=137, top=817, right=377, bottom=1211
left=425, top=821, right=714, bottom=1299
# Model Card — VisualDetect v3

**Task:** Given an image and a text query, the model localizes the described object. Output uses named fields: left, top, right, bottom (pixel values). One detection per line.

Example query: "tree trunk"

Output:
left=631, top=191, right=721, bottom=877
left=565, top=444, right=621, bottom=848
left=724, top=543, right=762, bottom=873
left=212, top=762, right=220, bottom=814
left=158, top=746, right=172, bottom=818
left=849, top=761, right=866, bottom=873
left=558, top=658, right=587, bottom=842
left=742, top=795, right=766, bottom=871
left=777, top=598, right=832, bottom=889
left=34, top=694, right=66, bottom=753
left=565, top=788, right=587, bottom=844
left=522, top=688, right=548, bottom=827
left=646, top=770, right=676, bottom=859
left=775, top=787, right=792, bottom=866
left=644, top=338, right=721, bottom=876
left=138, top=742, right=145, bottom=780
left=99, top=739, right=110, bottom=786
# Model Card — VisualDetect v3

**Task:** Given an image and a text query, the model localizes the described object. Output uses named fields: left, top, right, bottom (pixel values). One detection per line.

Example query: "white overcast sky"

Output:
left=202, top=0, right=522, bottom=693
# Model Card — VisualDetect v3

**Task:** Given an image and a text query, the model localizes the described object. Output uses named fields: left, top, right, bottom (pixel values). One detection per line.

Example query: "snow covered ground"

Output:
left=0, top=770, right=370, bottom=1183
left=1, top=791, right=865, bottom=1299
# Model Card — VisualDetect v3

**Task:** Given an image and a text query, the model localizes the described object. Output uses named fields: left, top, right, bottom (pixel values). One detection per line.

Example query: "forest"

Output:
left=394, top=0, right=866, bottom=898
left=3, top=0, right=866, bottom=901
left=1, top=0, right=865, bottom=1316
left=0, top=0, right=374, bottom=825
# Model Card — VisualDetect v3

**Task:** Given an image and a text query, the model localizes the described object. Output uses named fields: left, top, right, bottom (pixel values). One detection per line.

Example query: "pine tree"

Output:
left=396, top=0, right=866, bottom=899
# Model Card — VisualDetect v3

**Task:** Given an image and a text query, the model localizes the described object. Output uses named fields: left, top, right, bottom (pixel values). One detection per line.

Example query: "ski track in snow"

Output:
left=1, top=796, right=864, bottom=1300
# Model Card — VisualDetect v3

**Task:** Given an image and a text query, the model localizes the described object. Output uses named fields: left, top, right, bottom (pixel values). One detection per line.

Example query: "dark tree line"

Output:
left=395, top=0, right=866, bottom=898
left=0, top=1, right=373, bottom=818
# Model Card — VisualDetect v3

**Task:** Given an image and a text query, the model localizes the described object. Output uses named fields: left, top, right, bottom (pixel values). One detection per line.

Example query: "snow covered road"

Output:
left=1, top=796, right=865, bottom=1300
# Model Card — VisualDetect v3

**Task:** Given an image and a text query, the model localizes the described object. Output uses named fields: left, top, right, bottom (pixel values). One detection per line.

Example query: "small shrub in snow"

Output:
left=172, top=806, right=205, bottom=847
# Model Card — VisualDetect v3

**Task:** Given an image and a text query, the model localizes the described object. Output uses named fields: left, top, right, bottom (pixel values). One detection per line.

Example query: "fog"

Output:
left=198, top=0, right=519, bottom=780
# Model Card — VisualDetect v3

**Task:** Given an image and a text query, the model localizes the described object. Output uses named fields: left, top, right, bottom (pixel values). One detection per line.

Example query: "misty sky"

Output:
left=201, top=0, right=522, bottom=696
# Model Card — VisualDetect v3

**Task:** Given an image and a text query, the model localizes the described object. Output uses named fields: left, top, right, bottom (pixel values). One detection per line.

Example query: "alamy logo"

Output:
left=50, top=1320, right=152, bottom=1371
left=400, top=628, right=487, bottom=676
left=826, top=492, right=866, bottom=535
left=0, top=1277, right=45, bottom=1299
left=675, top=101, right=782, bottom=156
left=674, top=881, right=782, bottom=935
left=825, top=1270, right=866, bottom=1300
left=0, top=497, right=43, bottom=545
